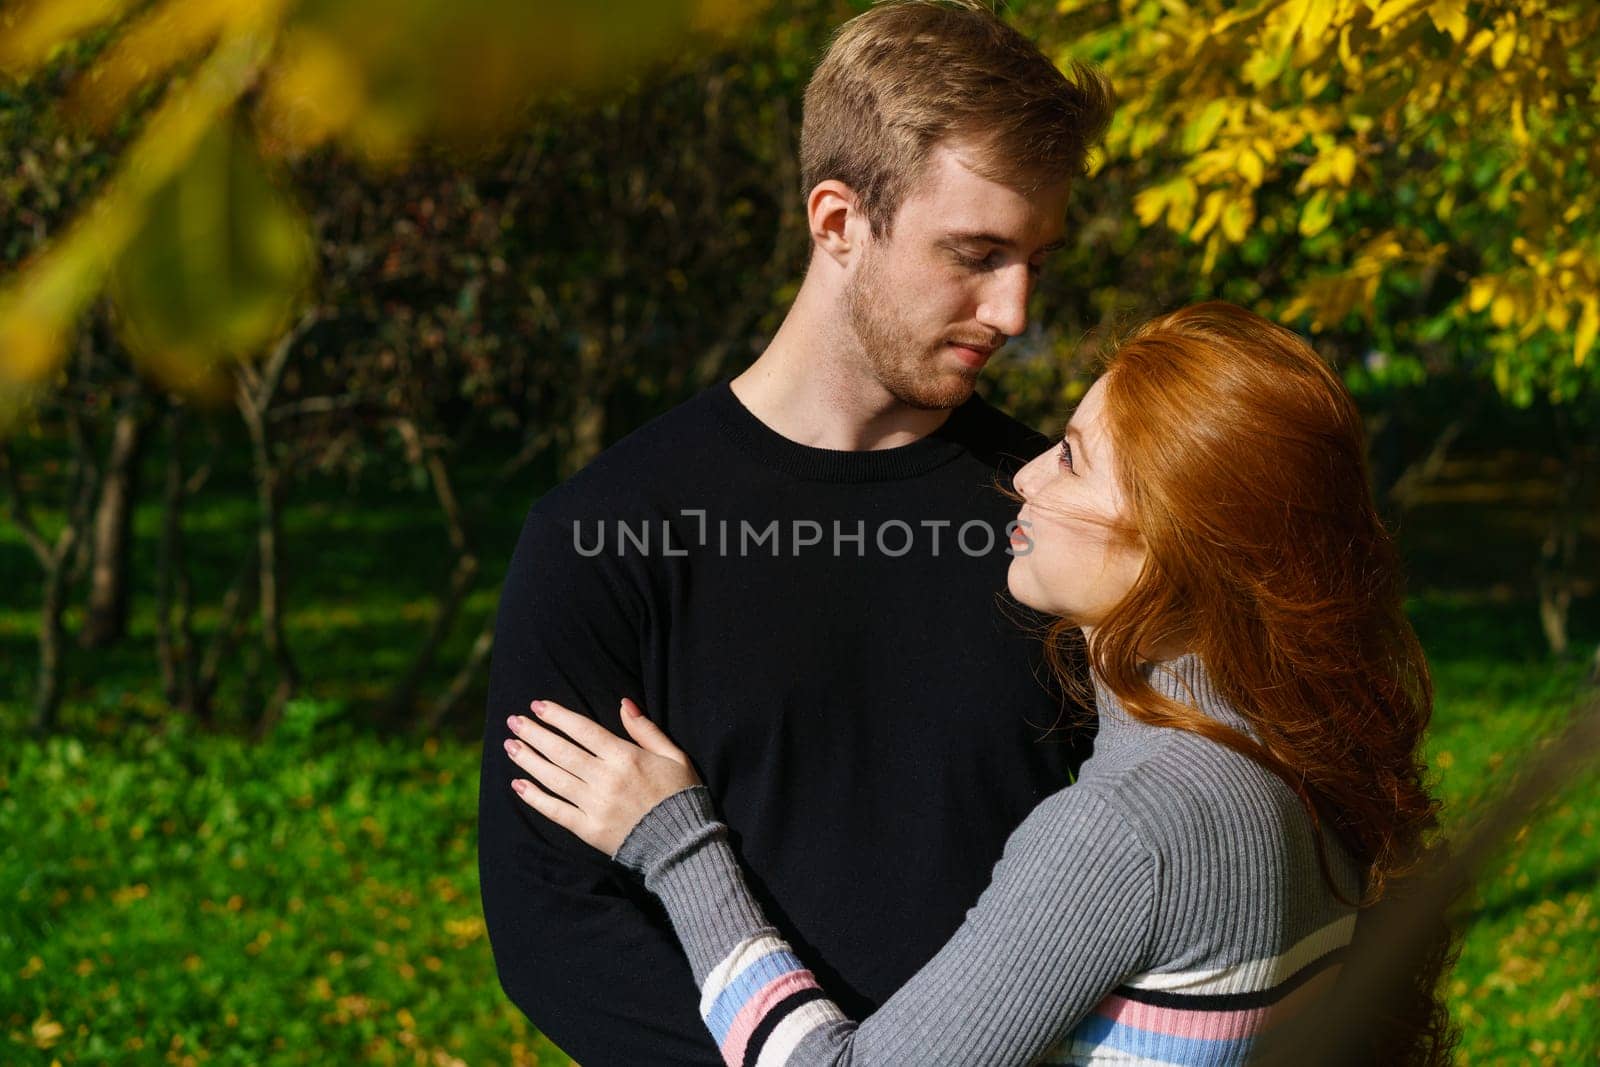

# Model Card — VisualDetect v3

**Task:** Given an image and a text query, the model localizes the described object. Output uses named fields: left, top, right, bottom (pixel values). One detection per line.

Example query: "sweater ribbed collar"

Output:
left=1089, top=651, right=1259, bottom=748
left=705, top=379, right=982, bottom=483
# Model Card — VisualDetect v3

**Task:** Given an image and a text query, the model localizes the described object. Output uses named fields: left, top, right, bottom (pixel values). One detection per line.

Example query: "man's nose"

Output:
left=977, top=265, right=1031, bottom=338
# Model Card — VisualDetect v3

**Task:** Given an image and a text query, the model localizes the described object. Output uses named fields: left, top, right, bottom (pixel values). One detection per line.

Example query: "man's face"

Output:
left=843, top=142, right=1072, bottom=410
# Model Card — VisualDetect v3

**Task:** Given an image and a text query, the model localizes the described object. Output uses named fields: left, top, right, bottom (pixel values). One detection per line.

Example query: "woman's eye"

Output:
left=1058, top=438, right=1074, bottom=472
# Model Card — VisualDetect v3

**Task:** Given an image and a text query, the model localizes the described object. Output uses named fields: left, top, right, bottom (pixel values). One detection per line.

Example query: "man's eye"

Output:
left=1058, top=438, right=1074, bottom=472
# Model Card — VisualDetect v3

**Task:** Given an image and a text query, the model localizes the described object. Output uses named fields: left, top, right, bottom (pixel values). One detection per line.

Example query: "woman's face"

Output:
left=1007, top=376, right=1145, bottom=625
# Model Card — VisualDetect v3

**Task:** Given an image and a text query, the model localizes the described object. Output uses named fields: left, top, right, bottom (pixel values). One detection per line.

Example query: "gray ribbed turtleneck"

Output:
left=613, top=652, right=1364, bottom=1065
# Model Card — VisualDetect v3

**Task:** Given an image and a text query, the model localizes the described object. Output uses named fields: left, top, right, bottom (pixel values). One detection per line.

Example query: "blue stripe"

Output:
left=1067, top=1011, right=1257, bottom=1066
left=703, top=947, right=811, bottom=1042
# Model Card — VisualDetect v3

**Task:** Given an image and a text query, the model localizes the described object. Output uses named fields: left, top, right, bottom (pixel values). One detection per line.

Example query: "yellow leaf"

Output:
left=1544, top=301, right=1570, bottom=333
left=1221, top=197, right=1254, bottom=243
left=1490, top=291, right=1515, bottom=328
left=1510, top=95, right=1528, bottom=146
left=1299, top=189, right=1334, bottom=237
left=1427, top=0, right=1468, bottom=42
left=258, top=29, right=367, bottom=150
left=1164, top=178, right=1199, bottom=233
left=1490, top=29, right=1516, bottom=69
left=1238, top=147, right=1265, bottom=188
left=1467, top=278, right=1495, bottom=312
left=31, top=1012, right=64, bottom=1050
left=1301, top=0, right=1337, bottom=45
left=1577, top=297, right=1599, bottom=367
left=1181, top=98, right=1230, bottom=154
left=1332, top=144, right=1358, bottom=185
left=0, top=0, right=136, bottom=77
left=1191, top=190, right=1226, bottom=242
left=1369, top=0, right=1428, bottom=32
left=1134, top=186, right=1168, bottom=227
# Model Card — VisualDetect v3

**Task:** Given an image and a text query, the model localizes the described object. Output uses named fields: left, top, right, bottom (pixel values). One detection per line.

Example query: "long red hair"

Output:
left=1041, top=301, right=1456, bottom=1062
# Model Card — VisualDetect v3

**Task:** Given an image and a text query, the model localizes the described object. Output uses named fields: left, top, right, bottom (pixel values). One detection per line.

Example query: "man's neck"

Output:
left=729, top=287, right=956, bottom=452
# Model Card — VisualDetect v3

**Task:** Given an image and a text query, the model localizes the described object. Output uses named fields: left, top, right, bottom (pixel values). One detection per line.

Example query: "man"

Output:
left=478, top=2, right=1115, bottom=1062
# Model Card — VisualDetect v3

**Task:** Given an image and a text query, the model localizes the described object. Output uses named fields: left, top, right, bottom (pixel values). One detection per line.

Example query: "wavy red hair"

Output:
left=1040, top=301, right=1456, bottom=1062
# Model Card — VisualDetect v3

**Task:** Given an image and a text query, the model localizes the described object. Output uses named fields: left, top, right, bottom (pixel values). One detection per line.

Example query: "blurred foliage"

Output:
left=1050, top=0, right=1600, bottom=407
left=0, top=0, right=763, bottom=431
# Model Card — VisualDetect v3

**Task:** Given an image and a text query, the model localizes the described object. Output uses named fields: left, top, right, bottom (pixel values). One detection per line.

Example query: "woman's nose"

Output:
left=1014, top=447, right=1050, bottom=498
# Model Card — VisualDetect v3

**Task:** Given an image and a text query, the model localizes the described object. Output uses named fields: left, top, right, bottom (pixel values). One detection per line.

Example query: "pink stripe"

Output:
left=719, top=971, right=823, bottom=1066
left=1096, top=994, right=1269, bottom=1040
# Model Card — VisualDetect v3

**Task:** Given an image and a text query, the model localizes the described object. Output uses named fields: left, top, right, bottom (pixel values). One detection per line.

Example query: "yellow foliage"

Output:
left=1063, top=0, right=1599, bottom=384
left=1577, top=299, right=1598, bottom=367
left=1299, top=189, right=1333, bottom=237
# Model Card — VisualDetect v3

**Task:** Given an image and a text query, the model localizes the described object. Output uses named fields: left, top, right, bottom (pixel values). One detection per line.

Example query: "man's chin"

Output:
left=888, top=369, right=980, bottom=411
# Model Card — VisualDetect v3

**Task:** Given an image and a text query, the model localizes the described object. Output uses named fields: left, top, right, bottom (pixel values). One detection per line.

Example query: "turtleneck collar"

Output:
left=1089, top=651, right=1258, bottom=748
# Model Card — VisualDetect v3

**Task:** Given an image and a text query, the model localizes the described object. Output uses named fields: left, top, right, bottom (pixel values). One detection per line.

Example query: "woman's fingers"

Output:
left=510, top=777, right=583, bottom=835
left=619, top=698, right=686, bottom=761
left=505, top=735, right=588, bottom=798
left=525, top=699, right=629, bottom=757
left=507, top=713, right=595, bottom=779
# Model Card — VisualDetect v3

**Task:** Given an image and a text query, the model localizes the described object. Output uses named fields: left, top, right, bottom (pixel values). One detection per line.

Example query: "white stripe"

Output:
left=1122, top=913, right=1356, bottom=996
left=752, top=998, right=848, bottom=1067
left=700, top=933, right=794, bottom=1017
left=1048, top=1041, right=1190, bottom=1066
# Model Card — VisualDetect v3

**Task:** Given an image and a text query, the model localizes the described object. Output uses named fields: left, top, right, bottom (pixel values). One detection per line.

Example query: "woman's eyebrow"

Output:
left=1064, top=423, right=1092, bottom=471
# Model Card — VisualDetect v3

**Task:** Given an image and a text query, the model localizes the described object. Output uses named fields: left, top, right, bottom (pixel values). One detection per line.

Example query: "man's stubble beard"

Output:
left=844, top=243, right=978, bottom=412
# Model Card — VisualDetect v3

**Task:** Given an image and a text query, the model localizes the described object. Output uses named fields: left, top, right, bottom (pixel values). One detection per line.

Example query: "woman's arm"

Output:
left=507, top=700, right=1157, bottom=1066
left=618, top=784, right=1156, bottom=1066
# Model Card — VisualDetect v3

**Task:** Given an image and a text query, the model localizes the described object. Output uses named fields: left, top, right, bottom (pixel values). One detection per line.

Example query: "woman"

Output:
left=502, top=302, right=1456, bottom=1065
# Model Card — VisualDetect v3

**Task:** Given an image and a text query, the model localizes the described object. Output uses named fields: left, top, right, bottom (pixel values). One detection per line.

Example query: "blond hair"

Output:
left=800, top=0, right=1114, bottom=238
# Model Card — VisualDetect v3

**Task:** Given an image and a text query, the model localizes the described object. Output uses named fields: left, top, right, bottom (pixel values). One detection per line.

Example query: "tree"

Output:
left=1044, top=0, right=1600, bottom=658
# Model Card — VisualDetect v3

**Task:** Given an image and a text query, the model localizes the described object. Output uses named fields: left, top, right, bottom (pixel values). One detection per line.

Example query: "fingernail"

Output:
left=530, top=701, right=546, bottom=717
left=512, top=780, right=528, bottom=796
left=504, top=739, right=518, bottom=754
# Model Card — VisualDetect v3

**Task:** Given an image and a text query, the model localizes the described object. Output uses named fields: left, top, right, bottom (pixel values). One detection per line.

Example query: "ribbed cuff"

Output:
left=612, top=784, right=720, bottom=873
left=609, top=784, right=779, bottom=985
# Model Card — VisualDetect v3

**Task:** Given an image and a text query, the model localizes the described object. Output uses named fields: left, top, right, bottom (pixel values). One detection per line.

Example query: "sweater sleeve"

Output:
left=614, top=783, right=1157, bottom=1066
left=478, top=509, right=724, bottom=1066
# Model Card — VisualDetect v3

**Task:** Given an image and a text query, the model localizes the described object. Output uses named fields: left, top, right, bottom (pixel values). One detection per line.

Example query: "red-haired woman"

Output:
left=502, top=302, right=1456, bottom=1065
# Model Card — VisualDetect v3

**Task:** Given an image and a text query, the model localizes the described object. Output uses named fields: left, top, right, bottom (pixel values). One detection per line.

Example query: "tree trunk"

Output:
left=1535, top=420, right=1598, bottom=658
left=2, top=406, right=100, bottom=735
left=81, top=397, right=150, bottom=648
left=383, top=418, right=480, bottom=724
left=420, top=612, right=497, bottom=736
left=234, top=309, right=318, bottom=740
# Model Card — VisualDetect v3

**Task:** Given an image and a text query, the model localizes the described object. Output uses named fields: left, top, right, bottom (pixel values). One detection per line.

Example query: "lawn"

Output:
left=2, top=428, right=1596, bottom=1065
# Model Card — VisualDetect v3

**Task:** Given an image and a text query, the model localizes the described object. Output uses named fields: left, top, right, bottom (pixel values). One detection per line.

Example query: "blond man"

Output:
left=478, top=3, right=1113, bottom=1062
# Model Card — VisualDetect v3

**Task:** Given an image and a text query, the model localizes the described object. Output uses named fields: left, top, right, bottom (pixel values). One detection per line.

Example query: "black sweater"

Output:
left=477, top=380, right=1093, bottom=1065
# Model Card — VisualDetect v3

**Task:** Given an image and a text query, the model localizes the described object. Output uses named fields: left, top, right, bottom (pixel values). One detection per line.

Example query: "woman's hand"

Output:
left=505, top=697, right=703, bottom=858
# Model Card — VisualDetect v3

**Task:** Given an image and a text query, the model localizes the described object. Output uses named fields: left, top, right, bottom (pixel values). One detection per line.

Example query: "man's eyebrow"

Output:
left=943, top=231, right=1068, bottom=254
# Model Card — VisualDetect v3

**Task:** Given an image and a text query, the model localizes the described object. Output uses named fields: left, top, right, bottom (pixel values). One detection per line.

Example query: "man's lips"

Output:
left=948, top=341, right=998, bottom=367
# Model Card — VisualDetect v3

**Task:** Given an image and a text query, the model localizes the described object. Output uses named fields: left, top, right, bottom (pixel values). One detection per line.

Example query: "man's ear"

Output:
left=807, top=179, right=862, bottom=269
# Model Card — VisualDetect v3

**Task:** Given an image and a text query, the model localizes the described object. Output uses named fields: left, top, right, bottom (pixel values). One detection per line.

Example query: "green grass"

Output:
left=1, top=433, right=1597, bottom=1064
